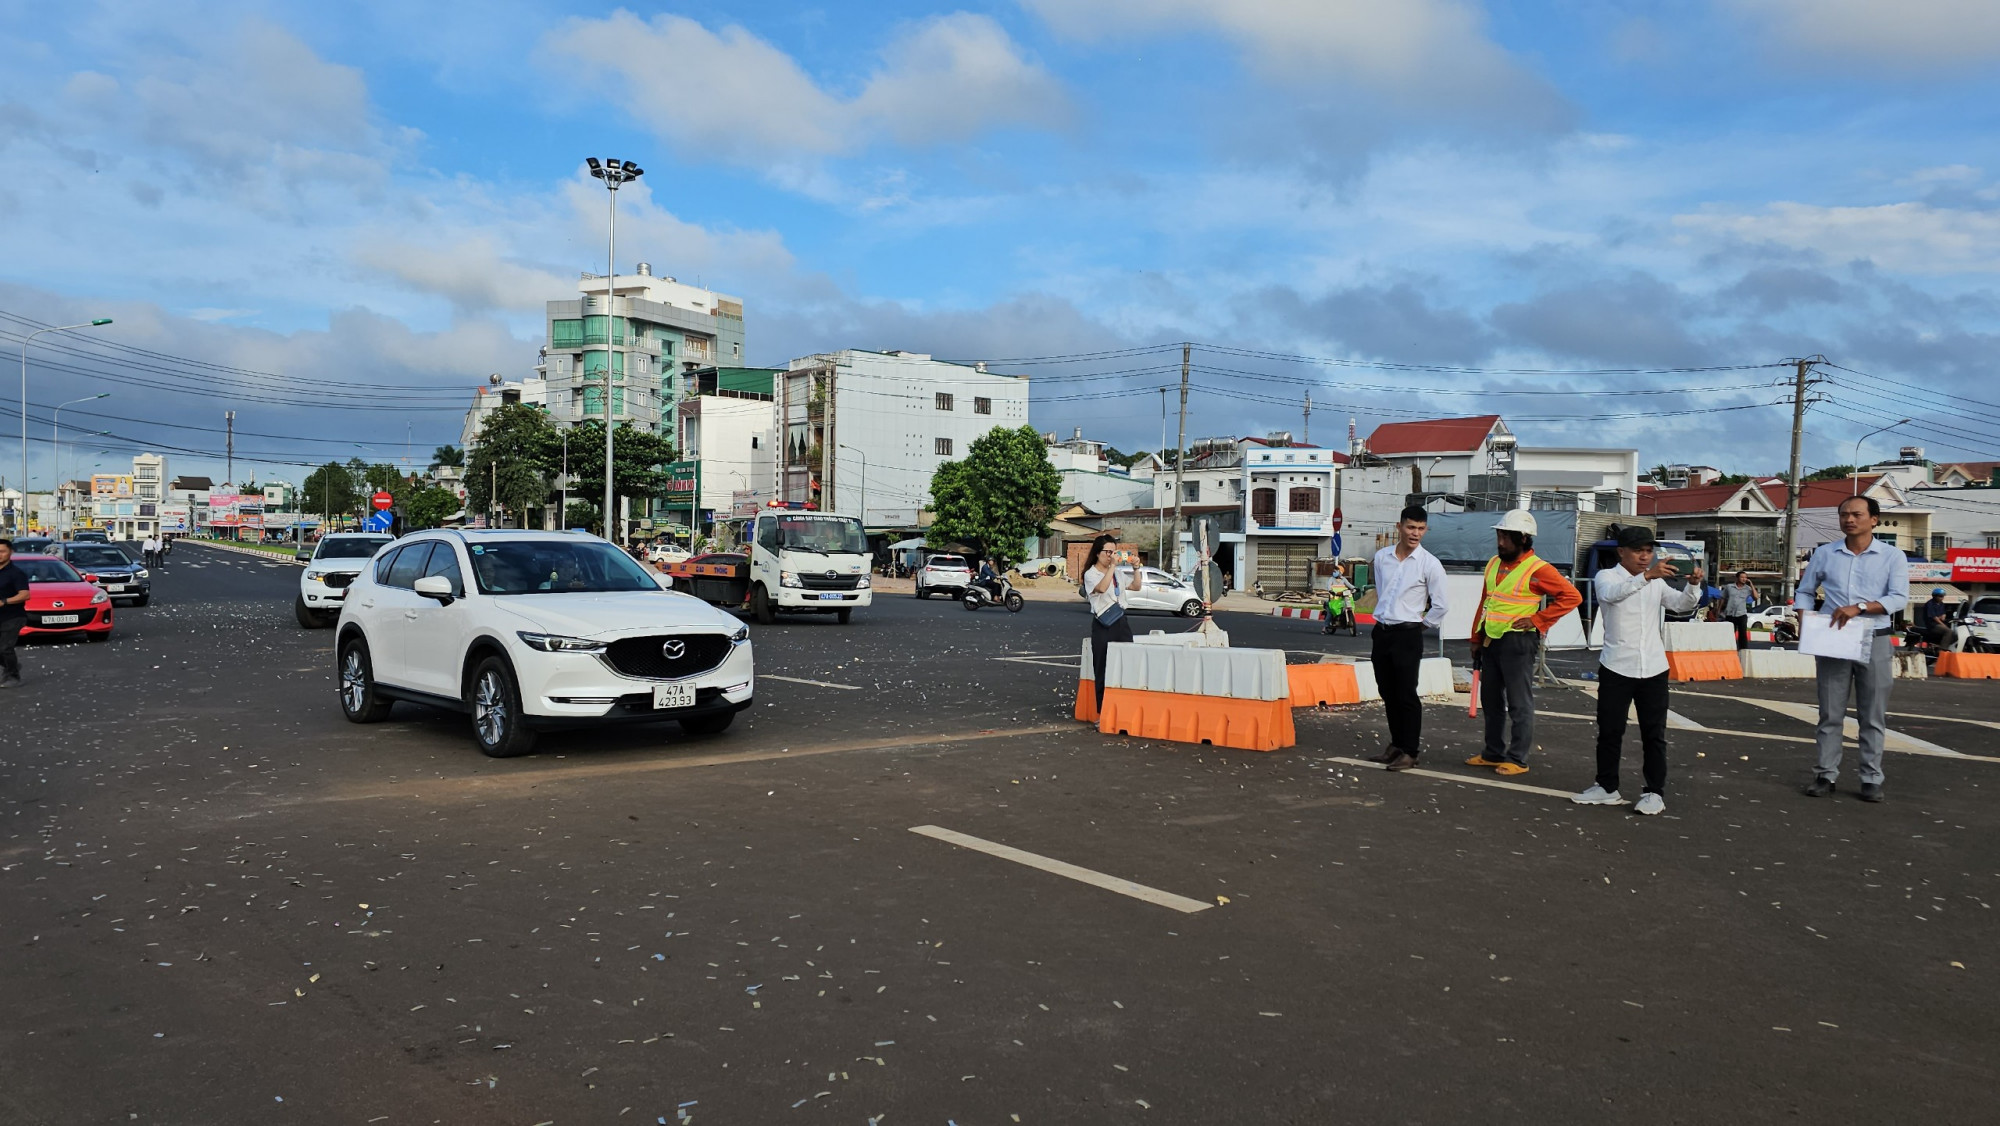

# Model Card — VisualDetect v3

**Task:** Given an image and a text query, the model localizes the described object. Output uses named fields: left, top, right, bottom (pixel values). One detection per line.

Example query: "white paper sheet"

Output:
left=1797, top=611, right=1885, bottom=662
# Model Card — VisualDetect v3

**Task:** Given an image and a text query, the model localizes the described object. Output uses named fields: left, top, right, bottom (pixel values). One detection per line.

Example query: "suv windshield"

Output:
left=777, top=516, right=867, bottom=554
left=20, top=558, right=83, bottom=582
left=67, top=547, right=132, bottom=568
left=468, top=540, right=660, bottom=595
left=317, top=537, right=393, bottom=560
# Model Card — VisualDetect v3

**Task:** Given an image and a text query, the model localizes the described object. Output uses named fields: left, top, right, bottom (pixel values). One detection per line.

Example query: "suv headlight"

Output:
left=779, top=570, right=803, bottom=588
left=305, top=570, right=327, bottom=583
left=729, top=625, right=750, bottom=644
left=91, top=589, right=109, bottom=604
left=856, top=575, right=870, bottom=589
left=516, top=631, right=607, bottom=653
left=136, top=569, right=150, bottom=580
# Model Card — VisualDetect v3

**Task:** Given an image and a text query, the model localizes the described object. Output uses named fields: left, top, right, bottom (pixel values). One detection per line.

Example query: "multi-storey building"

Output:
left=774, top=350, right=1031, bottom=532
left=460, top=377, right=550, bottom=451
left=537, top=264, right=744, bottom=444
left=663, top=367, right=781, bottom=534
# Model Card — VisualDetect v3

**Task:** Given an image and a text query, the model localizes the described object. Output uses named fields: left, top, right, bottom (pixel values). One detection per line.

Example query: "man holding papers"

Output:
left=1792, top=495, right=1909, bottom=803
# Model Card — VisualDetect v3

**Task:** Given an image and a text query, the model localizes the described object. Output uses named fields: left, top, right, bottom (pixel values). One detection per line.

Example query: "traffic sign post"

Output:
left=371, top=491, right=394, bottom=511
left=1330, top=508, right=1344, bottom=533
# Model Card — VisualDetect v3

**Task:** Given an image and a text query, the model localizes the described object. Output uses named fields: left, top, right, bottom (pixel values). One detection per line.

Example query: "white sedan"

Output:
left=1125, top=567, right=1207, bottom=617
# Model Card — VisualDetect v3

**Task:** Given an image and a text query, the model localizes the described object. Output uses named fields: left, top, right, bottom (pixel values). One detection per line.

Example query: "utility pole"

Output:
left=1302, top=390, right=1312, bottom=447
left=1170, top=343, right=1190, bottom=573
left=225, top=410, right=235, bottom=486
left=1156, top=387, right=1166, bottom=562
left=1780, top=356, right=1818, bottom=595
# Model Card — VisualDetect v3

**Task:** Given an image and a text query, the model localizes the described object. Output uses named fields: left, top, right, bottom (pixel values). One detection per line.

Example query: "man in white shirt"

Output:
left=1573, top=525, right=1702, bottom=815
left=1367, top=506, right=1451, bottom=771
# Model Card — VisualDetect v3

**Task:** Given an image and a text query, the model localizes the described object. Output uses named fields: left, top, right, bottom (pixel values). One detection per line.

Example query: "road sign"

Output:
left=1331, top=533, right=1343, bottom=557
left=371, top=491, right=394, bottom=511
left=1330, top=508, right=1344, bottom=533
left=363, top=510, right=393, bottom=533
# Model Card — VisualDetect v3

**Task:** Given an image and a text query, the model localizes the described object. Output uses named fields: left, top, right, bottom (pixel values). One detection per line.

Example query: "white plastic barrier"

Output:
left=1546, top=608, right=1589, bottom=651
left=1739, top=649, right=1816, bottom=678
left=1103, top=643, right=1288, bottom=701
left=1133, top=627, right=1230, bottom=648
left=1079, top=638, right=1096, bottom=683
left=1894, top=653, right=1927, bottom=679
left=1352, top=660, right=1379, bottom=702
left=1418, top=656, right=1456, bottom=698
left=1665, top=622, right=1737, bottom=652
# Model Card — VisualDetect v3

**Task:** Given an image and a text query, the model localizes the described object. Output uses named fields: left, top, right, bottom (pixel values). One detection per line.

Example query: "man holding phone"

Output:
left=1793, top=495, right=1908, bottom=802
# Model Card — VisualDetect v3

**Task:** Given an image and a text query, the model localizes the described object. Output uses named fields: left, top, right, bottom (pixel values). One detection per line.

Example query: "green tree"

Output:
left=404, top=485, right=461, bottom=530
left=563, top=500, right=601, bottom=535
left=301, top=462, right=359, bottom=524
left=925, top=424, right=1062, bottom=567
left=430, top=444, right=464, bottom=470
left=1804, top=465, right=1857, bottom=482
left=564, top=421, right=677, bottom=525
left=465, top=404, right=558, bottom=525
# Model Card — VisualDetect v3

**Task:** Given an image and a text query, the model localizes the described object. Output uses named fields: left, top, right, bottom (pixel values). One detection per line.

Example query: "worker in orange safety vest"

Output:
left=1467, top=510, right=1581, bottom=776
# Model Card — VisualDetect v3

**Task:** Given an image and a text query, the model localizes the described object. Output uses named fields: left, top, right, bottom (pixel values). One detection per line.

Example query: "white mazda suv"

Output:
left=334, top=530, right=754, bottom=757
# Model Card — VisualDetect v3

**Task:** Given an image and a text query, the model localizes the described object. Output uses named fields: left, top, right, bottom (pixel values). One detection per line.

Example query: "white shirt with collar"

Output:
left=1594, top=564, right=1701, bottom=679
left=1370, top=543, right=1449, bottom=628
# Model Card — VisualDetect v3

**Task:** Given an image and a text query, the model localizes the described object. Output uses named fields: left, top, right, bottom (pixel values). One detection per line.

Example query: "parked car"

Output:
left=915, top=554, right=973, bottom=599
left=646, top=542, right=692, bottom=566
left=56, top=543, right=151, bottom=605
left=334, top=530, right=754, bottom=757
left=71, top=530, right=111, bottom=544
left=1126, top=567, right=1207, bottom=617
left=1960, top=595, right=2000, bottom=649
left=297, top=532, right=396, bottom=628
left=11, top=554, right=113, bottom=642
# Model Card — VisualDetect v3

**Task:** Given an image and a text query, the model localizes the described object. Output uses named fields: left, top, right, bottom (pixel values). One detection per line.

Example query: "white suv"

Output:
left=334, top=530, right=754, bottom=757
left=915, top=553, right=973, bottom=599
left=296, top=533, right=396, bottom=627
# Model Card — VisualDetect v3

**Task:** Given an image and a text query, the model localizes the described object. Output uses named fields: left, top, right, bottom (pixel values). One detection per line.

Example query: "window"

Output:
left=731, top=342, right=741, bottom=357
left=1931, top=533, right=1949, bottom=558
left=935, top=393, right=954, bottom=411
left=751, top=436, right=760, bottom=450
left=1740, top=498, right=1751, bottom=510
left=421, top=542, right=464, bottom=598
left=1183, top=482, right=1200, bottom=503
left=1987, top=534, right=2000, bottom=549
left=974, top=397, right=991, bottom=415
left=1288, top=487, right=1321, bottom=513
left=935, top=437, right=954, bottom=456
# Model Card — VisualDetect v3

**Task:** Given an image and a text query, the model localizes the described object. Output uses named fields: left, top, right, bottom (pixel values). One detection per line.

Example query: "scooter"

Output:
left=962, top=576, right=1025, bottom=613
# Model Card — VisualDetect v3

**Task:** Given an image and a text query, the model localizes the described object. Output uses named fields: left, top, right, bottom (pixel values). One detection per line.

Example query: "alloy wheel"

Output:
left=474, top=670, right=508, bottom=746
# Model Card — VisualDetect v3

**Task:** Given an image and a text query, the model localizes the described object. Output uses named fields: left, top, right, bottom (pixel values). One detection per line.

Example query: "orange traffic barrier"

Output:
left=1936, top=651, right=2000, bottom=679
left=1665, top=650, right=1742, bottom=682
left=1097, top=689, right=1295, bottom=752
left=1075, top=678, right=1099, bottom=723
left=1287, top=662, right=1361, bottom=707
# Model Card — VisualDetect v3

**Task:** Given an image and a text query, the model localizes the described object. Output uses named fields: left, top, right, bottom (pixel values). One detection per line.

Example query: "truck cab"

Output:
left=743, top=507, right=872, bottom=624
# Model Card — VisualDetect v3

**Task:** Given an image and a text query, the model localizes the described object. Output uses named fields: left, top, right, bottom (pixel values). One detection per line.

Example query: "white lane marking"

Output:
left=909, top=825, right=1213, bottom=914
left=762, top=674, right=863, bottom=691
left=992, top=655, right=1082, bottom=668
left=1538, top=706, right=2000, bottom=762
left=1562, top=679, right=1705, bottom=730
left=1701, top=693, right=1965, bottom=758
left=1329, top=757, right=1577, bottom=800
left=1537, top=710, right=1817, bottom=744
left=1888, top=710, right=2000, bottom=732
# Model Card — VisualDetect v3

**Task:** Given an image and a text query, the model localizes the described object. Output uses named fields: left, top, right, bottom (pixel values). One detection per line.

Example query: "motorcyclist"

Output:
left=1917, top=588, right=1952, bottom=646
left=976, top=557, right=1004, bottom=600
left=1322, top=569, right=1357, bottom=633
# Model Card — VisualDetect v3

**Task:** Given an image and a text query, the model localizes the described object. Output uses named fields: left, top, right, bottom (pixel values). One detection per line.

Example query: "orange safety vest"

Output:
left=1480, top=554, right=1548, bottom=639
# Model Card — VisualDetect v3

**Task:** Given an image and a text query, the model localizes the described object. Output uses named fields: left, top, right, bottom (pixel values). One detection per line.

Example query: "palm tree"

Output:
left=430, top=445, right=465, bottom=470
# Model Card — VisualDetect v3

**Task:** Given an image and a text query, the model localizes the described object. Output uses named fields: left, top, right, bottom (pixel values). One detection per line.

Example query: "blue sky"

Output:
left=3, top=0, right=1999, bottom=488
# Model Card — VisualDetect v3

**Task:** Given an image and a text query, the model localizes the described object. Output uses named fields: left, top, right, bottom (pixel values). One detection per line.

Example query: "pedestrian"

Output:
left=1081, top=534, right=1142, bottom=711
left=1795, top=495, right=1908, bottom=803
left=1365, top=506, right=1449, bottom=772
left=1720, top=571, right=1758, bottom=649
left=0, top=538, right=29, bottom=688
left=1573, top=526, right=1702, bottom=815
left=144, top=534, right=160, bottom=567
left=1466, top=510, right=1581, bottom=776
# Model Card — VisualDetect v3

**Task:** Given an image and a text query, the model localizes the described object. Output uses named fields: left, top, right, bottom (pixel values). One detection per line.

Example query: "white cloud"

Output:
left=1723, top=0, right=2000, bottom=66
left=1675, top=201, right=2000, bottom=275
left=1022, top=0, right=1565, bottom=122
left=541, top=12, right=1066, bottom=167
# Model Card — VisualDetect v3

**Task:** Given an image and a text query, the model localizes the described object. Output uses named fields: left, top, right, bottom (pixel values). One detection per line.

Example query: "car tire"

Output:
left=751, top=584, right=776, bottom=625
left=835, top=608, right=852, bottom=624
left=295, top=595, right=326, bottom=628
left=338, top=637, right=394, bottom=723
left=1180, top=599, right=1205, bottom=618
left=678, top=711, right=736, bottom=737
left=915, top=585, right=927, bottom=599
left=468, top=656, right=537, bottom=758
left=1004, top=592, right=1025, bottom=613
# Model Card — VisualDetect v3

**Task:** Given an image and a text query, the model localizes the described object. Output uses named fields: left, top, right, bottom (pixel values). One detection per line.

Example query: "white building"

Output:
left=672, top=368, right=778, bottom=528
left=537, top=264, right=744, bottom=442
left=1046, top=428, right=1152, bottom=514
left=776, top=350, right=1031, bottom=530
left=460, top=377, right=550, bottom=451
left=1516, top=447, right=1640, bottom=514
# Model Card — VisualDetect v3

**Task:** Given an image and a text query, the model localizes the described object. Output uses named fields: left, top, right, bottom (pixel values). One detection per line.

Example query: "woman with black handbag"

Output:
left=1082, top=535, right=1144, bottom=710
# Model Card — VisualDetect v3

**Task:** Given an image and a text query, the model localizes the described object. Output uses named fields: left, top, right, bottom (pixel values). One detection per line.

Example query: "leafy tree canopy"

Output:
left=404, top=485, right=461, bottom=530
left=430, top=444, right=464, bottom=469
left=301, top=462, right=359, bottom=518
left=925, top=424, right=1062, bottom=567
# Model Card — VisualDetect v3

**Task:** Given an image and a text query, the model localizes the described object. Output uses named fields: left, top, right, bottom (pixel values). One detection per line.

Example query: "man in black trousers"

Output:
left=1366, top=507, right=1450, bottom=771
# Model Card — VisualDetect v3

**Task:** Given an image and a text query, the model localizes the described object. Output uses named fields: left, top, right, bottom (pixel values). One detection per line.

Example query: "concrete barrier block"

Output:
left=1740, top=649, right=1816, bottom=678
left=1665, top=622, right=1738, bottom=652
left=1417, top=657, right=1456, bottom=698
left=1894, top=653, right=1929, bottom=679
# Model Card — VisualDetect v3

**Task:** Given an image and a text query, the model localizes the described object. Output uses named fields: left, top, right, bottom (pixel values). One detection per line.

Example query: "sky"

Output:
left=3, top=0, right=1999, bottom=490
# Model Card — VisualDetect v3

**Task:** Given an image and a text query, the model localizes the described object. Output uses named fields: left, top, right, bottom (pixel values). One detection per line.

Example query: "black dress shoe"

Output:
left=1858, top=782, right=1885, bottom=803
left=1802, top=777, right=1836, bottom=797
left=1384, top=752, right=1419, bottom=772
left=1365, top=746, right=1400, bottom=764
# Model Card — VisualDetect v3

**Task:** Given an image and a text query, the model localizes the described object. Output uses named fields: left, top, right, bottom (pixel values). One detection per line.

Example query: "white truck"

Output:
left=674, top=506, right=873, bottom=625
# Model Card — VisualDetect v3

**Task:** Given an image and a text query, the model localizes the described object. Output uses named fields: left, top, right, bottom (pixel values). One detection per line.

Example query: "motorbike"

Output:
left=962, top=576, right=1025, bottom=613
left=1320, top=588, right=1358, bottom=636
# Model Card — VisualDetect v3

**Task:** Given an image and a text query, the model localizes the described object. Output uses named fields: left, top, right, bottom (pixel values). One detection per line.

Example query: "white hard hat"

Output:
left=1493, top=509, right=1539, bottom=536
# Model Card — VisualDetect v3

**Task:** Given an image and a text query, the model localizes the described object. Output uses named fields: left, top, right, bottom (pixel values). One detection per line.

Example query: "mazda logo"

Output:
left=661, top=639, right=686, bottom=660
left=52, top=600, right=65, bottom=609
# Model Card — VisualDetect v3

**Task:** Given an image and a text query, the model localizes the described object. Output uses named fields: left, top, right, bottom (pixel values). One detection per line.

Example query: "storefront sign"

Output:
left=1947, top=548, right=2000, bottom=585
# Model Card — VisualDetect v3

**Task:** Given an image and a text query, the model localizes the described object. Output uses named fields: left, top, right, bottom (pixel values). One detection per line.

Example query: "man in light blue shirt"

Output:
left=1792, top=494, right=1910, bottom=802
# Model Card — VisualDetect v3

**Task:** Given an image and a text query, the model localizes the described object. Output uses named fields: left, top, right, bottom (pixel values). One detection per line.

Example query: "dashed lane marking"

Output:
left=992, top=655, right=1082, bottom=668
left=909, top=824, right=1213, bottom=914
left=762, top=674, right=863, bottom=691
left=1329, top=756, right=1577, bottom=799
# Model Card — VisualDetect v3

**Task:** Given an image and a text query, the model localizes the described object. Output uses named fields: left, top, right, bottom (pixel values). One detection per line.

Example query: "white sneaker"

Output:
left=1634, top=793, right=1665, bottom=816
left=1572, top=784, right=1623, bottom=805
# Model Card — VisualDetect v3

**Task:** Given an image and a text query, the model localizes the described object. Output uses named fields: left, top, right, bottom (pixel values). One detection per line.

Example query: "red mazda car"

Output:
left=14, top=554, right=114, bottom=642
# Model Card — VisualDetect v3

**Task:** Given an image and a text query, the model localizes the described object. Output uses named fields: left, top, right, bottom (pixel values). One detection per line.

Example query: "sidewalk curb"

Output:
left=188, top=539, right=306, bottom=565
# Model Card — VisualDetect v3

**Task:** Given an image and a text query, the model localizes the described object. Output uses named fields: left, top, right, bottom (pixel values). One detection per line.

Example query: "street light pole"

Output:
left=19, top=318, right=111, bottom=532
left=586, top=157, right=644, bottom=545
left=53, top=392, right=110, bottom=536
left=1852, top=419, right=1912, bottom=496
left=838, top=443, right=868, bottom=527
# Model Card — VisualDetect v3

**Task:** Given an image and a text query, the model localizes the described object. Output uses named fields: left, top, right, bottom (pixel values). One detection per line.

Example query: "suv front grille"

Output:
left=799, top=573, right=861, bottom=591
left=604, top=634, right=733, bottom=680
left=323, top=573, right=356, bottom=590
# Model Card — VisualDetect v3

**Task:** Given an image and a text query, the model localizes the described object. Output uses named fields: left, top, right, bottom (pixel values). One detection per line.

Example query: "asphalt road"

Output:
left=4, top=541, right=1998, bottom=1124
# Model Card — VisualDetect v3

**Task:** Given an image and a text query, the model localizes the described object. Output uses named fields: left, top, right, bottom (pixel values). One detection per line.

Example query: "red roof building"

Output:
left=1364, top=415, right=1505, bottom=457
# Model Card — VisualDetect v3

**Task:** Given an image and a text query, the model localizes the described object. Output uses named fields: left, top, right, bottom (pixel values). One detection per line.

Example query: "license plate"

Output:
left=818, top=592, right=843, bottom=601
left=652, top=683, right=696, bottom=709
left=41, top=614, right=79, bottom=625
left=105, top=584, right=128, bottom=592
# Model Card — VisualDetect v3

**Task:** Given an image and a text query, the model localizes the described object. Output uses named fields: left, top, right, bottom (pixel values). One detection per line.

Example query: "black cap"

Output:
left=1616, top=525, right=1658, bottom=550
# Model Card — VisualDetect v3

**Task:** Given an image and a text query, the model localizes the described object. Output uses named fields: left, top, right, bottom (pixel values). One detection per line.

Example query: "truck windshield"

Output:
left=777, top=516, right=867, bottom=555
left=469, top=540, right=661, bottom=595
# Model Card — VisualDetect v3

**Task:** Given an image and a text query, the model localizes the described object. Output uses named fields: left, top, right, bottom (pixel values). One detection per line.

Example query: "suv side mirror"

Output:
left=413, top=575, right=456, bottom=604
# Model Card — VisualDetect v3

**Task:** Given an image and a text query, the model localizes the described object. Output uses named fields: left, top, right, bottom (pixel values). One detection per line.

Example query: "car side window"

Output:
left=384, top=543, right=433, bottom=589
left=373, top=546, right=404, bottom=584
left=421, top=542, right=464, bottom=597
left=757, top=519, right=779, bottom=552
